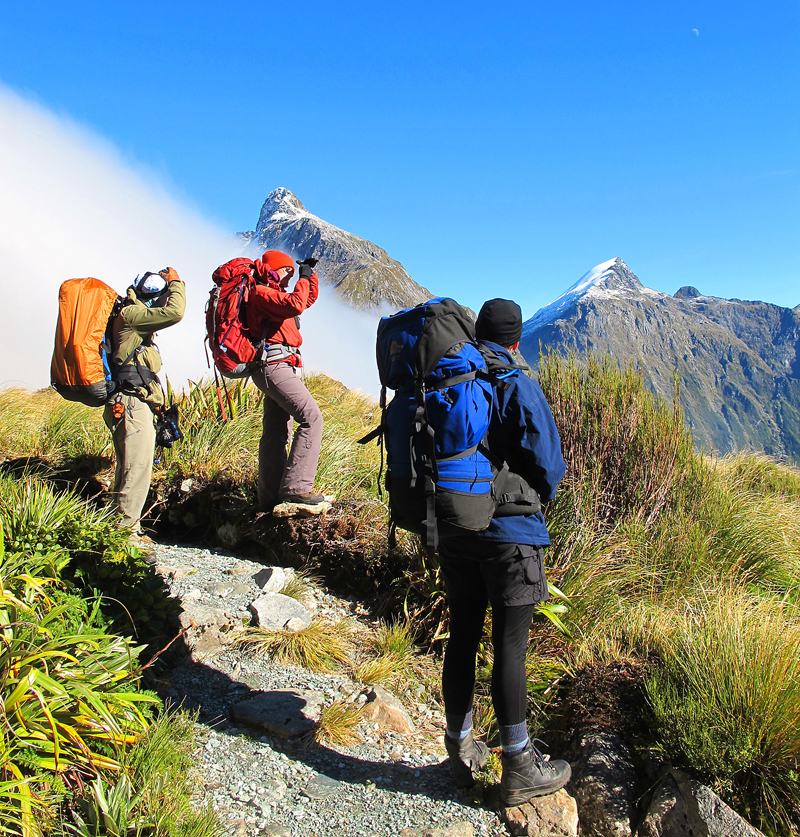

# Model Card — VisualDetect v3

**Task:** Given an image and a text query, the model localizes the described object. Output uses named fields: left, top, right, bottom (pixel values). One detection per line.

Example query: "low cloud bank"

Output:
left=0, top=84, right=380, bottom=397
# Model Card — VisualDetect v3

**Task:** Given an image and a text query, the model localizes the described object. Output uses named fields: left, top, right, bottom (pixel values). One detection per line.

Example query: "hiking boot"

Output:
left=444, top=731, right=489, bottom=789
left=500, top=740, right=571, bottom=807
left=278, top=491, right=326, bottom=505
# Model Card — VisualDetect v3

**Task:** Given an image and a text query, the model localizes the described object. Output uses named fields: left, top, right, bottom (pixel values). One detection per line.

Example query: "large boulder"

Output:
left=568, top=732, right=638, bottom=837
left=232, top=689, right=324, bottom=739
left=637, top=770, right=765, bottom=837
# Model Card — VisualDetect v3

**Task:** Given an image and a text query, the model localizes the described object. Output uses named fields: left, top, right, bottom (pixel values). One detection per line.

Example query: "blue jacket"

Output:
left=470, top=342, right=565, bottom=546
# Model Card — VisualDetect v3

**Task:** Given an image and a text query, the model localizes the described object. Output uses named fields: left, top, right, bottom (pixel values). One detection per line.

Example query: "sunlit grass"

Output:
left=234, top=618, right=354, bottom=673
left=307, top=698, right=363, bottom=748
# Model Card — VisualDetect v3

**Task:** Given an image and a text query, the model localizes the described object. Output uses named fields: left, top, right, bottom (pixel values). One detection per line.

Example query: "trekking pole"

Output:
left=212, top=365, right=229, bottom=422
left=204, top=337, right=229, bottom=422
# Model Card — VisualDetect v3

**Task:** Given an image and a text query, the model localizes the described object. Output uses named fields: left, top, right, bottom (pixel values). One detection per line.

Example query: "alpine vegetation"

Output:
left=1, top=354, right=800, bottom=833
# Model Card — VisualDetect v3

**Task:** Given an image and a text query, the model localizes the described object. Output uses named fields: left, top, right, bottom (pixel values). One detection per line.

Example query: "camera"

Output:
left=155, top=405, right=183, bottom=449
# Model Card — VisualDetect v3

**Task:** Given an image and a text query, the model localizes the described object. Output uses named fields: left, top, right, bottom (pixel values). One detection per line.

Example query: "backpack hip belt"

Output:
left=263, top=343, right=300, bottom=364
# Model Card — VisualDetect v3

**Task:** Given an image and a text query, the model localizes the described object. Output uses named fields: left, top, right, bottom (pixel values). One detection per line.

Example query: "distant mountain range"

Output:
left=239, top=188, right=432, bottom=311
left=519, top=258, right=800, bottom=460
left=240, top=191, right=799, bottom=460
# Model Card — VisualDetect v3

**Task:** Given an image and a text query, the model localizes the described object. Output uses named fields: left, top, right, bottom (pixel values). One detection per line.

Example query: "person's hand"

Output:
left=296, top=257, right=318, bottom=279
left=159, top=267, right=181, bottom=283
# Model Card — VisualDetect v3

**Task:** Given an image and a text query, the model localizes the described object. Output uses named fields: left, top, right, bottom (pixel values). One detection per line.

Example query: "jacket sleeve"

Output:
left=249, top=277, right=313, bottom=320
left=306, top=272, right=319, bottom=308
left=121, top=281, right=186, bottom=333
left=499, top=377, right=566, bottom=502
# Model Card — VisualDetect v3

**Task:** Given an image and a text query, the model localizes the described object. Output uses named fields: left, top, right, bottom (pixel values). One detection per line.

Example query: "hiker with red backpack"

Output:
left=243, top=250, right=325, bottom=512
left=103, top=268, right=186, bottom=537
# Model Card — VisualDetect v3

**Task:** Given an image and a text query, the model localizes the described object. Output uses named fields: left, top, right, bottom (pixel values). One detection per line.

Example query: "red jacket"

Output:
left=245, top=272, right=319, bottom=367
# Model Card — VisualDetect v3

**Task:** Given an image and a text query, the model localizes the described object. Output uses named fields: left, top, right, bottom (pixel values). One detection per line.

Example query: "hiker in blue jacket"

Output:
left=438, top=298, right=572, bottom=807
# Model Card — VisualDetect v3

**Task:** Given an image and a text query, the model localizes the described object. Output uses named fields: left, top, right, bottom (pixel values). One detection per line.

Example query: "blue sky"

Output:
left=0, top=0, right=797, bottom=318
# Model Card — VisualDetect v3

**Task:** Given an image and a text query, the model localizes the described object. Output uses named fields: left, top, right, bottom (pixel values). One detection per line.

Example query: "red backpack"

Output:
left=206, top=258, right=262, bottom=378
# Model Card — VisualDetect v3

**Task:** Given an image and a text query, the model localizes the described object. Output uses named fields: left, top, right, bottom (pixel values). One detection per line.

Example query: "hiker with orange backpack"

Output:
left=244, top=250, right=325, bottom=513
left=104, top=268, right=185, bottom=537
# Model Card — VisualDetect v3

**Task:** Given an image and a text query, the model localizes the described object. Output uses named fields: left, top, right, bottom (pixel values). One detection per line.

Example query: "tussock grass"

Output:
left=369, top=620, right=417, bottom=665
left=308, top=699, right=363, bottom=747
left=354, top=655, right=399, bottom=686
left=354, top=619, right=421, bottom=689
left=716, top=452, right=800, bottom=499
left=0, top=388, right=108, bottom=463
left=642, top=589, right=800, bottom=831
left=235, top=618, right=354, bottom=673
left=279, top=569, right=319, bottom=603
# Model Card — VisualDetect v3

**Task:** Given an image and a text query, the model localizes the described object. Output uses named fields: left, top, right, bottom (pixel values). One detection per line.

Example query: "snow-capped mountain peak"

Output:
left=241, top=188, right=432, bottom=311
left=255, top=187, right=311, bottom=231
left=523, top=257, right=668, bottom=334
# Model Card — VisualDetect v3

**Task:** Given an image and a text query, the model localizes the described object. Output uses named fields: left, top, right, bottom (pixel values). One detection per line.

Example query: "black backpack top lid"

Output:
left=377, top=297, right=477, bottom=387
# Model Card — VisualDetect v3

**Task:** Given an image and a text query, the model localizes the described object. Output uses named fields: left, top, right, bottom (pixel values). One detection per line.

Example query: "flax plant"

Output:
left=0, top=531, right=157, bottom=836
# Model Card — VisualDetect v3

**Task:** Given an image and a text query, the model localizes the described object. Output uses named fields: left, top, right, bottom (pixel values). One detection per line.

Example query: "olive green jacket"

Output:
left=110, top=280, right=186, bottom=409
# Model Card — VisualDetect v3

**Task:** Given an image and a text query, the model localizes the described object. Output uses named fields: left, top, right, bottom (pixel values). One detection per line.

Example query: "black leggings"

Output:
left=442, top=591, right=535, bottom=726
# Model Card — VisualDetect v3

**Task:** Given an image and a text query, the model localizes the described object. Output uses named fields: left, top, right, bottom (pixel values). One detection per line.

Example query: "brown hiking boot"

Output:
left=500, top=739, right=571, bottom=807
left=278, top=491, right=326, bottom=505
left=444, top=731, right=489, bottom=788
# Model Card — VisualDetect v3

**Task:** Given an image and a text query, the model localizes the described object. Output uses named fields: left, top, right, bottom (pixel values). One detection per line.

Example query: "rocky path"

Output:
left=150, top=541, right=508, bottom=837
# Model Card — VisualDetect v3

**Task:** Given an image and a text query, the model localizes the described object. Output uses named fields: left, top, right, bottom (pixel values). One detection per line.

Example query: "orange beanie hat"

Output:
left=254, top=250, right=294, bottom=283
left=261, top=250, right=295, bottom=272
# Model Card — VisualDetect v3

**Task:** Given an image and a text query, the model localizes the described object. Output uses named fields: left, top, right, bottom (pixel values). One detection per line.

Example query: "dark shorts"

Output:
left=437, top=541, right=549, bottom=607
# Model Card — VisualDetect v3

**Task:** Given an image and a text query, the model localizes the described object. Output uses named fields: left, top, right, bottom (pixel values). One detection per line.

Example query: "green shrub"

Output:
left=0, top=476, right=179, bottom=648
left=538, top=351, right=696, bottom=534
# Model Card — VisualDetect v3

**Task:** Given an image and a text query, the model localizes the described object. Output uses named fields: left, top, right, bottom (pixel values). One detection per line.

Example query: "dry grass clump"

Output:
left=306, top=698, right=363, bottom=747
left=235, top=618, right=353, bottom=673
left=0, top=387, right=108, bottom=462
left=353, top=619, right=419, bottom=688
left=278, top=569, right=320, bottom=603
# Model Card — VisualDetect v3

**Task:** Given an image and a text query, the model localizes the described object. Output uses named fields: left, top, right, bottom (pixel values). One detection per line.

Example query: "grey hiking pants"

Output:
left=251, top=361, right=323, bottom=510
left=103, top=393, right=156, bottom=532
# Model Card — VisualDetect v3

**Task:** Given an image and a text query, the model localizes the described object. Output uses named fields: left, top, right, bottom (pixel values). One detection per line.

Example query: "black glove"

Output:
left=296, top=257, right=318, bottom=279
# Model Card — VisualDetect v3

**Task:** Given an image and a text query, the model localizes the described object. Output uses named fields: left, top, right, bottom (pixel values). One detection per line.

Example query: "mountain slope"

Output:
left=240, top=188, right=432, bottom=311
left=520, top=258, right=800, bottom=460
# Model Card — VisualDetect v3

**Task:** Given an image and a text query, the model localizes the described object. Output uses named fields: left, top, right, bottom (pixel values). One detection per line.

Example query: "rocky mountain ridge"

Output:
left=240, top=188, right=433, bottom=311
left=519, top=258, right=800, bottom=460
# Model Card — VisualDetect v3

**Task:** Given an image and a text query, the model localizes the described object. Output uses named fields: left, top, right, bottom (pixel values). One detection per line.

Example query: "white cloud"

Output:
left=0, top=84, right=380, bottom=398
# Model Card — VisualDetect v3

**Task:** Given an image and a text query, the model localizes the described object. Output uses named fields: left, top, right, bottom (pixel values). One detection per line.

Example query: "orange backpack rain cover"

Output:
left=51, top=277, right=120, bottom=407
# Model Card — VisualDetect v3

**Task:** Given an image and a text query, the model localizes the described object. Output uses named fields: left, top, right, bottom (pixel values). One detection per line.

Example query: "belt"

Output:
left=263, top=344, right=300, bottom=364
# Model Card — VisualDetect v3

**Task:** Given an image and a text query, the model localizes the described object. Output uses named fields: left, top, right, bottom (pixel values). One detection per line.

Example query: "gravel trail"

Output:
left=152, top=541, right=506, bottom=837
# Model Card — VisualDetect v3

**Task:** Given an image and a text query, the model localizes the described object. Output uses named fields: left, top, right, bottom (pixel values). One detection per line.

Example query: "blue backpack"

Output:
left=361, top=297, right=518, bottom=551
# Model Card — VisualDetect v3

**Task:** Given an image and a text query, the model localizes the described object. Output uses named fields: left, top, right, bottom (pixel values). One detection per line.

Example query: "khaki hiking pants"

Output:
left=103, top=393, right=156, bottom=533
left=251, top=361, right=323, bottom=511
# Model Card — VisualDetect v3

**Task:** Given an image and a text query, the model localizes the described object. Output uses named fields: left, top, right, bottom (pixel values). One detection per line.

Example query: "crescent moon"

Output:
left=692, top=28, right=699, bottom=35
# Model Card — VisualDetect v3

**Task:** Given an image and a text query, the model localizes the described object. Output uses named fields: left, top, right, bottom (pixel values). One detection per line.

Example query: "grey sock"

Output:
left=445, top=710, right=473, bottom=742
left=500, top=721, right=529, bottom=755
